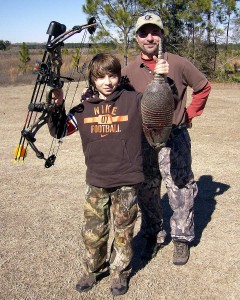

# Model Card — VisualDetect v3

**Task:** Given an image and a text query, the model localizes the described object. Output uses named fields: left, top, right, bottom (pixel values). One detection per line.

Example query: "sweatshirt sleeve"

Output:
left=186, top=81, right=211, bottom=122
left=48, top=103, right=79, bottom=139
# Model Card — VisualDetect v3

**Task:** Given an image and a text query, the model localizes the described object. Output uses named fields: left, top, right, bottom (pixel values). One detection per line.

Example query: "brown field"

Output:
left=0, top=48, right=125, bottom=86
left=0, top=82, right=240, bottom=299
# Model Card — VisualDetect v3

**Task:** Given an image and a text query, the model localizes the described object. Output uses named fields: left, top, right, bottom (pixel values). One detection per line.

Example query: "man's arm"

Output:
left=186, top=81, right=211, bottom=127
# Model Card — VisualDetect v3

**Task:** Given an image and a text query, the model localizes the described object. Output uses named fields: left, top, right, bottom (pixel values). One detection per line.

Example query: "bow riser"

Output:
left=14, top=18, right=97, bottom=167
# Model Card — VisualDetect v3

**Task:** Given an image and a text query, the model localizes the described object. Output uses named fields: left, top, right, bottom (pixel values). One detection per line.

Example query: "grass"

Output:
left=0, top=48, right=93, bottom=86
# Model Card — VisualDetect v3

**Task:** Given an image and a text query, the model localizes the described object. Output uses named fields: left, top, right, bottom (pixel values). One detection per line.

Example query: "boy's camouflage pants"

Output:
left=138, top=127, right=198, bottom=243
left=81, top=184, right=138, bottom=280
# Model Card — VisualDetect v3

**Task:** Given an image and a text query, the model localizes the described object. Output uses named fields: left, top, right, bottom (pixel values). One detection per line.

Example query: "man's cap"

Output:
left=135, top=12, right=163, bottom=33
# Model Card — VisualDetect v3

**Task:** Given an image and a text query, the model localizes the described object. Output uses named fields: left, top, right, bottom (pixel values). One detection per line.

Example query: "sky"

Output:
left=0, top=0, right=91, bottom=43
left=1, top=1, right=239, bottom=44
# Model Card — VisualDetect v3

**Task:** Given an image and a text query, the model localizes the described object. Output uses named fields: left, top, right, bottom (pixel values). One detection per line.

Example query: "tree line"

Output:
left=82, top=0, right=240, bottom=81
left=1, top=1, right=240, bottom=82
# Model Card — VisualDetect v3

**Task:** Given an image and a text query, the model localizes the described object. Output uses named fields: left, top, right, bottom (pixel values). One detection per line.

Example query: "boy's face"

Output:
left=94, top=74, right=119, bottom=99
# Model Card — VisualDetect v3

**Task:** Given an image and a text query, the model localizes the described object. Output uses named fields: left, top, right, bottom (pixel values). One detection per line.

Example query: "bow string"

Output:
left=14, top=17, right=97, bottom=168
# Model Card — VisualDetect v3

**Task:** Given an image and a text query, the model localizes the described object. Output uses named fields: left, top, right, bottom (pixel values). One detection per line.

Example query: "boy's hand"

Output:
left=52, top=88, right=64, bottom=106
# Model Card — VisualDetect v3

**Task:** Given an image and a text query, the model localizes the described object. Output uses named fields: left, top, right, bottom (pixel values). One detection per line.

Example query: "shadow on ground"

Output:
left=131, top=174, right=230, bottom=277
left=192, top=175, right=230, bottom=246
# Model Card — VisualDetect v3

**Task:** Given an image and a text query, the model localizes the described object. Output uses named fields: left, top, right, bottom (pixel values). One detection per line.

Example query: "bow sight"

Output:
left=14, top=17, right=97, bottom=168
left=46, top=16, right=97, bottom=50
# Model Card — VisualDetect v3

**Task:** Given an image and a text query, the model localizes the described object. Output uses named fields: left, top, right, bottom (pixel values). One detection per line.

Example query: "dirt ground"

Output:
left=0, top=83, right=239, bottom=300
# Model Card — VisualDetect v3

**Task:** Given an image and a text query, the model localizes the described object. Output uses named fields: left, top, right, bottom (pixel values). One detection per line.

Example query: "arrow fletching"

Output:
left=14, top=145, right=28, bottom=163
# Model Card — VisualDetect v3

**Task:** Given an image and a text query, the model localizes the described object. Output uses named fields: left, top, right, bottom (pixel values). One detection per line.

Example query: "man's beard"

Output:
left=141, top=44, right=159, bottom=56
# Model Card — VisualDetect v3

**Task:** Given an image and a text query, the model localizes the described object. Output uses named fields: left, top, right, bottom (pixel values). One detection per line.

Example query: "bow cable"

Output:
left=46, top=27, right=96, bottom=163
left=14, top=17, right=97, bottom=167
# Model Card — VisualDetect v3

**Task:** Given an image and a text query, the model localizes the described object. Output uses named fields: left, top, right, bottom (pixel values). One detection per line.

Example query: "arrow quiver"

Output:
left=14, top=17, right=97, bottom=167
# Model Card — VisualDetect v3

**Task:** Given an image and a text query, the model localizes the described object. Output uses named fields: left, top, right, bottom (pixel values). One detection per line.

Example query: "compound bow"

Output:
left=14, top=17, right=97, bottom=168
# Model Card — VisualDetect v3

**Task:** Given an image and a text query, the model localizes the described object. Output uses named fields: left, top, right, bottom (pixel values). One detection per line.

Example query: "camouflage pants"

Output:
left=81, top=184, right=138, bottom=279
left=159, top=127, right=198, bottom=242
left=139, top=127, right=198, bottom=243
left=138, top=136, right=166, bottom=243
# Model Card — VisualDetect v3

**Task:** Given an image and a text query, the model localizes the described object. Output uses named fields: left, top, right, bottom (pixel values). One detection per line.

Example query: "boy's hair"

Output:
left=88, top=53, right=121, bottom=87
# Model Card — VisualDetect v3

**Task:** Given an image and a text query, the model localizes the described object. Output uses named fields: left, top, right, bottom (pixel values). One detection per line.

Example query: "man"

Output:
left=122, top=12, right=211, bottom=265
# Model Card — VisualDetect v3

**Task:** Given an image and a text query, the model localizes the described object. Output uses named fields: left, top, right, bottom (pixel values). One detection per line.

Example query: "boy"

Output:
left=49, top=53, right=144, bottom=296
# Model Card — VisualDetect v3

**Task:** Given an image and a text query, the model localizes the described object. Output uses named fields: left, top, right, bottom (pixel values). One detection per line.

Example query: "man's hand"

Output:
left=52, top=88, right=64, bottom=106
left=81, top=87, right=95, bottom=101
left=153, top=56, right=169, bottom=75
